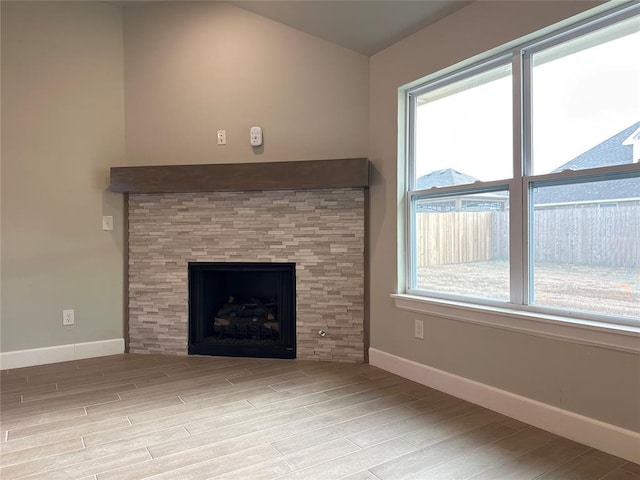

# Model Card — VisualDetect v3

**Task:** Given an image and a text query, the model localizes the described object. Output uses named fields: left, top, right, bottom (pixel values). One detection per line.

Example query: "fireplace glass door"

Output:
left=188, top=262, right=296, bottom=359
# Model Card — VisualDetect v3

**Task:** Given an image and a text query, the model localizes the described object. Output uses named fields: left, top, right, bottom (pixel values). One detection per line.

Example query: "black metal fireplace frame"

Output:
left=188, top=262, right=296, bottom=359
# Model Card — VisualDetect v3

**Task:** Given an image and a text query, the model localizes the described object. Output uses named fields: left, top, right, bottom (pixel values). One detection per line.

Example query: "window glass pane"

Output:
left=531, top=16, right=640, bottom=175
left=531, top=178, right=640, bottom=319
left=414, top=63, right=513, bottom=188
left=413, top=190, right=510, bottom=301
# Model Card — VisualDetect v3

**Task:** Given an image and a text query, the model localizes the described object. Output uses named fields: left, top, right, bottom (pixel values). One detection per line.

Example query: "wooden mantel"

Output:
left=110, top=158, right=369, bottom=194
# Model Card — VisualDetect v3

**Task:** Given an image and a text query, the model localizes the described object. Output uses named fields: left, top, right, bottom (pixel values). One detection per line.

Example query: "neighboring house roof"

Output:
left=622, top=125, right=640, bottom=147
left=622, top=125, right=640, bottom=163
left=538, top=121, right=640, bottom=205
left=552, top=121, right=639, bottom=173
left=416, top=168, right=477, bottom=189
left=415, top=123, right=639, bottom=206
left=533, top=176, right=639, bottom=205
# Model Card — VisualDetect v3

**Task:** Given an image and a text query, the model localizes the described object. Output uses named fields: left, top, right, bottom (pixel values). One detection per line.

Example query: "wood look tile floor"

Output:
left=0, top=355, right=638, bottom=480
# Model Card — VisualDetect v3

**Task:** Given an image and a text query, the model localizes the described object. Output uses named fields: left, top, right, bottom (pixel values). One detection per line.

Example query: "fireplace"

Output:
left=114, top=158, right=368, bottom=361
left=188, top=262, right=296, bottom=359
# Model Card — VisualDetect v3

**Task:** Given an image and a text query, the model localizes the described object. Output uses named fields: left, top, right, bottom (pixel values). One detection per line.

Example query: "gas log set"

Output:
left=213, top=297, right=280, bottom=341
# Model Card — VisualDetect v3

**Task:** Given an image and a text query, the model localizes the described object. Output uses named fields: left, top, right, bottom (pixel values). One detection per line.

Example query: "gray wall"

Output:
left=123, top=2, right=369, bottom=165
left=368, top=0, right=639, bottom=432
left=1, top=2, right=126, bottom=351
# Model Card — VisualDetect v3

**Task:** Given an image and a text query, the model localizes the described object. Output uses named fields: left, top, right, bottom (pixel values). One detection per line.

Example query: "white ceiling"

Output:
left=229, top=1, right=471, bottom=55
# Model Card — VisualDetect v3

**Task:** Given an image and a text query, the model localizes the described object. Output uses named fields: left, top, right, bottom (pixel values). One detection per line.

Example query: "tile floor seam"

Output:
left=530, top=447, right=596, bottom=480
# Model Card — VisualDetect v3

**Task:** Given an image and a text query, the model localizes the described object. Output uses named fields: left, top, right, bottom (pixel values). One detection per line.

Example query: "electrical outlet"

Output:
left=414, top=319, right=424, bottom=340
left=217, top=130, right=226, bottom=145
left=63, top=309, right=74, bottom=326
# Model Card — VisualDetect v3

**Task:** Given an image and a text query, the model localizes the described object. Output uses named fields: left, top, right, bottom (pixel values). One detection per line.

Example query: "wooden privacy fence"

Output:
left=416, top=204, right=639, bottom=268
left=534, top=204, right=639, bottom=268
left=415, top=211, right=507, bottom=266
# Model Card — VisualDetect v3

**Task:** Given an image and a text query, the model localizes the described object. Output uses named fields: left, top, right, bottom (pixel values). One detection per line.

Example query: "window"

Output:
left=405, top=5, right=639, bottom=327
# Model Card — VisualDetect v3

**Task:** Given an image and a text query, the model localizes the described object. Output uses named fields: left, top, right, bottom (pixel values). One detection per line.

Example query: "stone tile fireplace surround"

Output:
left=111, top=159, right=369, bottom=362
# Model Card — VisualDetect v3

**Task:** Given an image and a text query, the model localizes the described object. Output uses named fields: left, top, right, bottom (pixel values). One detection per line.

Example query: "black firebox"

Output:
left=188, top=262, right=296, bottom=359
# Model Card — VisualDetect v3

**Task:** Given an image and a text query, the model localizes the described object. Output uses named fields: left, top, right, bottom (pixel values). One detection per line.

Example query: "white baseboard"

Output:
left=0, top=339, right=125, bottom=370
left=369, top=347, right=640, bottom=464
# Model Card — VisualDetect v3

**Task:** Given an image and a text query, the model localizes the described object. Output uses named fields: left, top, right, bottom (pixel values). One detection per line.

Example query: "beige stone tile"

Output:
left=1, top=426, right=188, bottom=478
left=14, top=448, right=151, bottom=480
left=307, top=383, right=417, bottom=416
left=358, top=367, right=396, bottom=381
left=116, top=371, right=234, bottom=400
left=346, top=407, right=457, bottom=449
left=398, top=408, right=504, bottom=449
left=1, top=416, right=130, bottom=454
left=127, top=190, right=365, bottom=361
left=404, top=391, right=469, bottom=412
left=149, top=423, right=293, bottom=459
left=129, top=365, right=243, bottom=390
left=8, top=411, right=137, bottom=440
left=623, top=463, right=640, bottom=474
left=283, top=437, right=361, bottom=470
left=124, top=386, right=261, bottom=425
left=0, top=395, right=22, bottom=406
left=84, top=395, right=185, bottom=418
left=226, top=369, right=312, bottom=387
left=1, top=381, right=58, bottom=397
left=0, top=407, right=87, bottom=432
left=320, top=375, right=406, bottom=399
left=183, top=393, right=328, bottom=435
left=370, top=420, right=530, bottom=479
left=269, top=373, right=368, bottom=393
left=214, top=458, right=294, bottom=480
left=52, top=369, right=170, bottom=392
left=283, top=394, right=417, bottom=436
left=341, top=472, right=380, bottom=480
left=402, top=426, right=558, bottom=480
left=83, top=400, right=250, bottom=447
left=176, top=372, right=308, bottom=404
left=0, top=374, right=29, bottom=385
left=599, top=468, right=640, bottom=480
left=536, top=449, right=628, bottom=479
left=0, top=355, right=628, bottom=480
left=3, top=361, right=81, bottom=380
left=244, top=387, right=332, bottom=408
left=165, top=356, right=256, bottom=371
left=98, top=441, right=281, bottom=480
left=274, top=405, right=418, bottom=456
left=0, top=437, right=84, bottom=467
left=137, top=444, right=284, bottom=480
left=1, top=389, right=125, bottom=422
left=403, top=396, right=481, bottom=425
left=20, top=368, right=104, bottom=387
left=244, top=361, right=318, bottom=376
left=278, top=438, right=415, bottom=480
left=457, top=437, right=591, bottom=480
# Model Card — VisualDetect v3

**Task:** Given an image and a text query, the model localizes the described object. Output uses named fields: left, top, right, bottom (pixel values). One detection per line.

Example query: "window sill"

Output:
left=391, top=294, right=640, bottom=353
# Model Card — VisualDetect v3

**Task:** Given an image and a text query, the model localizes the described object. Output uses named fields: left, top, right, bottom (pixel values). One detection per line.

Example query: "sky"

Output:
left=415, top=27, right=640, bottom=182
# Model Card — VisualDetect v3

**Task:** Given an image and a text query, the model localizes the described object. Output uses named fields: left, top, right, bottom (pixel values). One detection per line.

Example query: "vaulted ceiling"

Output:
left=229, top=1, right=471, bottom=55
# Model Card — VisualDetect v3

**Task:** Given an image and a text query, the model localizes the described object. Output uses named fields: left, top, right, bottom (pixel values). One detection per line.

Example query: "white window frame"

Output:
left=395, top=4, right=640, bottom=353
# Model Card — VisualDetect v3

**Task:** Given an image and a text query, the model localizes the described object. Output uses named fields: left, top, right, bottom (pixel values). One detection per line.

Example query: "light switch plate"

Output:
left=102, top=216, right=113, bottom=231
